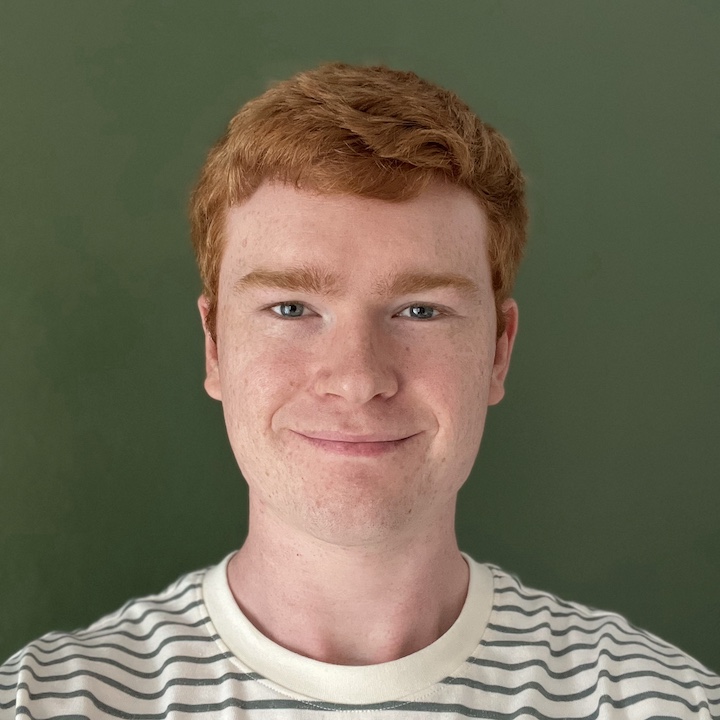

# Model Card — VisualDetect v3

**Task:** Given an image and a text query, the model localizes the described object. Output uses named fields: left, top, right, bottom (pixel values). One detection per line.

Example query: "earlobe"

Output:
left=488, top=299, right=519, bottom=406
left=197, top=295, right=222, bottom=402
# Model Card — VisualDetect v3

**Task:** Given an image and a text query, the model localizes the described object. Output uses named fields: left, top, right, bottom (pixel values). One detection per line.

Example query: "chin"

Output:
left=292, top=492, right=417, bottom=548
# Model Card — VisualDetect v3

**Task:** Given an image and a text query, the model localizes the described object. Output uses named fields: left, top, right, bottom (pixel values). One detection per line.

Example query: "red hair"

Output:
left=189, top=62, right=527, bottom=341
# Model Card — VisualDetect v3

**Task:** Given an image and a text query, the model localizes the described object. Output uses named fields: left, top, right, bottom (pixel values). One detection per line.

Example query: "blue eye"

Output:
left=399, top=305, right=439, bottom=320
left=270, top=302, right=306, bottom=318
left=269, top=302, right=444, bottom=320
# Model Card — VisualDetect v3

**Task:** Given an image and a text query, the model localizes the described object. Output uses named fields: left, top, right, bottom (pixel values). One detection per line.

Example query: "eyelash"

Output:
left=266, top=302, right=447, bottom=321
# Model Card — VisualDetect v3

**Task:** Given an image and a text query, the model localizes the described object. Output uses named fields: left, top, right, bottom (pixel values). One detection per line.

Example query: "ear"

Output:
left=197, top=295, right=222, bottom=401
left=488, top=299, right=519, bottom=406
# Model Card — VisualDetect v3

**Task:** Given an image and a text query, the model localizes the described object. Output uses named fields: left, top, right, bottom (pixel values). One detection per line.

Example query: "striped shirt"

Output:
left=1, top=552, right=718, bottom=719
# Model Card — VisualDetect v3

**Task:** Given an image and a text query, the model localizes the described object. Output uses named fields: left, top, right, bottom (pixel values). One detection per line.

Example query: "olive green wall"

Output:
left=1, top=0, right=718, bottom=671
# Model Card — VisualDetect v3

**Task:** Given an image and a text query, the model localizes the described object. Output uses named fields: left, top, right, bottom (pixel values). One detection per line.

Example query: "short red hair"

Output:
left=189, top=62, right=528, bottom=341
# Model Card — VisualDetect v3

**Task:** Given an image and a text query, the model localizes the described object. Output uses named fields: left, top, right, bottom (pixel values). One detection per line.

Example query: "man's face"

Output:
left=199, top=180, right=517, bottom=547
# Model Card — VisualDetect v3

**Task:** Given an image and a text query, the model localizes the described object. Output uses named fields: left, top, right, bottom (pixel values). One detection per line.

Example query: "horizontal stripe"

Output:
left=14, top=650, right=235, bottom=678
left=492, top=602, right=615, bottom=621
left=0, top=654, right=22, bottom=671
left=78, top=598, right=205, bottom=633
left=113, top=580, right=202, bottom=614
left=467, top=648, right=720, bottom=681
left=490, top=592, right=679, bottom=658
left=4, top=559, right=717, bottom=718
left=13, top=690, right=716, bottom=720
left=487, top=619, right=671, bottom=649
left=492, top=583, right=618, bottom=615
left=29, top=616, right=212, bottom=654
left=442, top=668, right=717, bottom=702
left=18, top=668, right=263, bottom=700
left=22, top=583, right=206, bottom=653
left=481, top=632, right=689, bottom=659
left=18, top=605, right=207, bottom=659
left=20, top=631, right=217, bottom=662
left=75, top=584, right=204, bottom=636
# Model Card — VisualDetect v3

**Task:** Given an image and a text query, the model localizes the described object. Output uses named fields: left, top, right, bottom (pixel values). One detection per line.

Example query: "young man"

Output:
left=2, top=63, right=717, bottom=718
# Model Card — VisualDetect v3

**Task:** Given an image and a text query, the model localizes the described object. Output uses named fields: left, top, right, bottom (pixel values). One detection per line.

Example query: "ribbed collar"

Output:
left=203, top=551, right=494, bottom=704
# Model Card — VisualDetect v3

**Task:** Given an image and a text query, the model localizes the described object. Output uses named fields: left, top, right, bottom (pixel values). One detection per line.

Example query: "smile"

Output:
left=294, top=432, right=415, bottom=457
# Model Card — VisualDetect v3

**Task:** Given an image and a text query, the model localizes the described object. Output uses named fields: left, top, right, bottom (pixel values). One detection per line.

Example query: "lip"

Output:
left=293, top=431, right=417, bottom=457
left=298, top=431, right=414, bottom=443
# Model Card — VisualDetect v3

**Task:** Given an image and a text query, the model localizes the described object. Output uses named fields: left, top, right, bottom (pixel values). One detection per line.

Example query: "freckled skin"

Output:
left=199, top=180, right=517, bottom=549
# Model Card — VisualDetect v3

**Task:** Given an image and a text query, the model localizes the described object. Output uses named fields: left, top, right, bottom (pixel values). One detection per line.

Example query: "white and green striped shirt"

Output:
left=2, top=552, right=718, bottom=718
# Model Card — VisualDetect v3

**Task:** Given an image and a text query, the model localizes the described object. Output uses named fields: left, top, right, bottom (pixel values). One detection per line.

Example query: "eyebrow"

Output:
left=233, top=264, right=482, bottom=300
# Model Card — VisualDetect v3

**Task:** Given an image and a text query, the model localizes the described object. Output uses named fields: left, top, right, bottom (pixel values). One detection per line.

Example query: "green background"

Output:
left=1, top=0, right=718, bottom=672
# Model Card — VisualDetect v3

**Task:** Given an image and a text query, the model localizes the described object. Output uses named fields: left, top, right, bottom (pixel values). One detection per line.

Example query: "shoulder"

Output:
left=0, top=566, right=213, bottom=717
left=478, top=563, right=720, bottom=718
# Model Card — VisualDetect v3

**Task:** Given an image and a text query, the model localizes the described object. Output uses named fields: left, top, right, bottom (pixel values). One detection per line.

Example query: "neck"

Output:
left=227, top=500, right=469, bottom=665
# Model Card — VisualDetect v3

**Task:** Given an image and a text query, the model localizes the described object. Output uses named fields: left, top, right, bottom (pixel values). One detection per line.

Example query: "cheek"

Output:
left=433, top=342, right=494, bottom=438
left=218, top=335, right=306, bottom=424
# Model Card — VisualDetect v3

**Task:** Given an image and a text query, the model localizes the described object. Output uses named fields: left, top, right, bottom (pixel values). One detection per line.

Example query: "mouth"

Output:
left=294, top=432, right=417, bottom=457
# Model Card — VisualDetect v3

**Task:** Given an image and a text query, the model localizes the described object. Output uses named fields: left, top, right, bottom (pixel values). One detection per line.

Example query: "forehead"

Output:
left=221, top=180, right=491, bottom=288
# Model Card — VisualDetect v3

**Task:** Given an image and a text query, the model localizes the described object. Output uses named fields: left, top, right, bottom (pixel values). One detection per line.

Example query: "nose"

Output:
left=312, top=317, right=400, bottom=404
